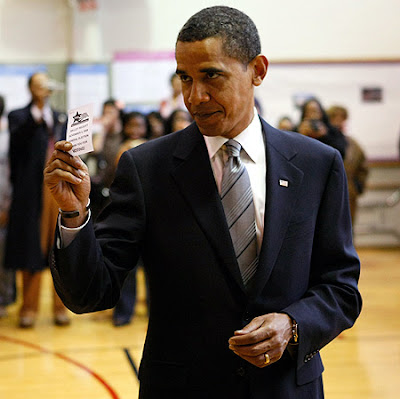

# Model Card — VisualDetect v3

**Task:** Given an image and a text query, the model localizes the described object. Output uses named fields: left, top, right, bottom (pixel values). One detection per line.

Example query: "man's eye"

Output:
left=180, top=75, right=191, bottom=82
left=206, top=72, right=219, bottom=79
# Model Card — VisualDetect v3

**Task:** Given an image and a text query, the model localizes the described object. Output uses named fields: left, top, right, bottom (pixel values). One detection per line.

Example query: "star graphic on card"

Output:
left=73, top=112, right=82, bottom=123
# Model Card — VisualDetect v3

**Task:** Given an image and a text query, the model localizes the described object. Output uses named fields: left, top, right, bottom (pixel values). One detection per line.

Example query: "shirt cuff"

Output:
left=56, top=209, right=91, bottom=249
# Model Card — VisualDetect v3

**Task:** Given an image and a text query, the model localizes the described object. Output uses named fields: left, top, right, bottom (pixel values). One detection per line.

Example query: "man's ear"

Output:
left=251, top=55, right=268, bottom=87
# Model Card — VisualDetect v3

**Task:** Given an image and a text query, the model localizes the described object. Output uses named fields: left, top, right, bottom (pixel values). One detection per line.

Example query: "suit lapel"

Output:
left=250, top=120, right=304, bottom=298
left=170, top=121, right=305, bottom=298
left=170, top=125, right=246, bottom=293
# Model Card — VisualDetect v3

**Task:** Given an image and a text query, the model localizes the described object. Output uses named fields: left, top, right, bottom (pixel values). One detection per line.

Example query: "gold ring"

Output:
left=264, top=353, right=270, bottom=365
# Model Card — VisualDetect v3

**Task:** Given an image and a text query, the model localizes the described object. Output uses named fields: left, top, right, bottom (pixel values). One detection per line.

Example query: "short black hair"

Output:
left=122, top=111, right=146, bottom=129
left=103, top=98, right=118, bottom=109
left=176, top=6, right=261, bottom=65
left=300, top=98, right=331, bottom=127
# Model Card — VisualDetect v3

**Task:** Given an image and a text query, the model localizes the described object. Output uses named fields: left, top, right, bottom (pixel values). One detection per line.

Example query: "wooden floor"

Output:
left=0, top=248, right=399, bottom=399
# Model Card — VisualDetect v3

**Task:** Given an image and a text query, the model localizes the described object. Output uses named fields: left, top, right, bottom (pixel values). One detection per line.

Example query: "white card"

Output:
left=66, top=103, right=94, bottom=156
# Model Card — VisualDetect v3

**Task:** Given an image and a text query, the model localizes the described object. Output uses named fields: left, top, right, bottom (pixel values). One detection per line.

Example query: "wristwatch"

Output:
left=289, top=318, right=299, bottom=345
left=59, top=198, right=90, bottom=219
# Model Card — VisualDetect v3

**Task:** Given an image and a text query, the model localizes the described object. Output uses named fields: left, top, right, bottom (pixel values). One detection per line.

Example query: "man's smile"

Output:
left=193, top=110, right=222, bottom=121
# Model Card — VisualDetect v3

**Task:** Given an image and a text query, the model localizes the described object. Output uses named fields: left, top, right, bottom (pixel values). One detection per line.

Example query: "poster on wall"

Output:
left=111, top=51, right=176, bottom=111
left=66, top=63, right=109, bottom=118
left=0, top=64, right=47, bottom=113
left=257, top=61, right=400, bottom=160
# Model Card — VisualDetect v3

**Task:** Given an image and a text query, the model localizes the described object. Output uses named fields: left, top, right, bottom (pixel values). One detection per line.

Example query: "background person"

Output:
left=89, top=99, right=124, bottom=220
left=5, top=72, right=69, bottom=328
left=112, top=111, right=150, bottom=327
left=297, top=97, right=347, bottom=159
left=159, top=73, right=186, bottom=119
left=45, top=6, right=361, bottom=398
left=0, top=94, right=16, bottom=318
left=164, top=108, right=192, bottom=134
left=327, top=105, right=369, bottom=224
left=146, top=111, right=166, bottom=140
left=277, top=115, right=295, bottom=131
left=115, top=111, right=148, bottom=164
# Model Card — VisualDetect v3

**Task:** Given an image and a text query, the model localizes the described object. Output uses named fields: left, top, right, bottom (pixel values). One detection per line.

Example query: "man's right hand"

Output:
left=44, top=141, right=91, bottom=227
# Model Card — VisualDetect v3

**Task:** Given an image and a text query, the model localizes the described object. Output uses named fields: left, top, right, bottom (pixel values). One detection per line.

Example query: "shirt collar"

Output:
left=204, top=108, right=263, bottom=163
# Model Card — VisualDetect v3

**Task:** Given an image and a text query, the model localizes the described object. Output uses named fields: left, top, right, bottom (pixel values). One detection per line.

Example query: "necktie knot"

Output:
left=225, top=139, right=241, bottom=159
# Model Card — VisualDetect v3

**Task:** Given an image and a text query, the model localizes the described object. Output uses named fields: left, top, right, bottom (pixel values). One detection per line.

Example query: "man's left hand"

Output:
left=228, top=313, right=292, bottom=368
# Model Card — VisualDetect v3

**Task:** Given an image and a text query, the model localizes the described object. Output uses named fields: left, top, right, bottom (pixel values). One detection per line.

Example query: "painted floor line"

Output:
left=123, top=347, right=139, bottom=380
left=0, top=334, right=121, bottom=399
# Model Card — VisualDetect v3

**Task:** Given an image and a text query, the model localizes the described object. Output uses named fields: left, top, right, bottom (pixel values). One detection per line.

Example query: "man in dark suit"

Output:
left=44, top=6, right=361, bottom=398
left=5, top=72, right=69, bottom=327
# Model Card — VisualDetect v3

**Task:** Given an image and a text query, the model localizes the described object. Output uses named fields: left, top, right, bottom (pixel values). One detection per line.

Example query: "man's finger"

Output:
left=45, top=166, right=84, bottom=186
left=47, top=148, right=87, bottom=174
left=45, top=157, right=87, bottom=179
left=229, top=317, right=270, bottom=346
left=229, top=340, right=271, bottom=357
left=231, top=349, right=278, bottom=369
left=235, top=315, right=266, bottom=335
left=54, top=140, right=73, bottom=152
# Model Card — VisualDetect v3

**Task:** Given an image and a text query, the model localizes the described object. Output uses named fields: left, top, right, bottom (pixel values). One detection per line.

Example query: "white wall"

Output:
left=0, top=0, right=399, bottom=158
left=0, top=0, right=71, bottom=62
left=149, top=0, right=400, bottom=61
left=0, top=0, right=399, bottom=62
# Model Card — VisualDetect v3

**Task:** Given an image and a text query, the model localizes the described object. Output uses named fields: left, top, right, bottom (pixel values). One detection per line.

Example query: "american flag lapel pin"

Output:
left=279, top=179, right=289, bottom=187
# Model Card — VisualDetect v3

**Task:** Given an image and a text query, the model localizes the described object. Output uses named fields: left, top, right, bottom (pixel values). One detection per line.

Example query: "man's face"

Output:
left=175, top=37, right=257, bottom=138
left=29, top=73, right=51, bottom=103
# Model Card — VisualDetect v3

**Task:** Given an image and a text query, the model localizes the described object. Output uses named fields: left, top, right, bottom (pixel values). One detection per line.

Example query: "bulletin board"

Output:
left=110, top=54, right=400, bottom=159
left=0, top=64, right=47, bottom=113
left=111, top=51, right=176, bottom=109
left=257, top=60, right=400, bottom=160
left=66, top=63, right=109, bottom=118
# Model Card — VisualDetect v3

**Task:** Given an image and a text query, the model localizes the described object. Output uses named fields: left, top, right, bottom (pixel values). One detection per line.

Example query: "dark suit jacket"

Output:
left=51, top=118, right=362, bottom=399
left=5, top=103, right=66, bottom=271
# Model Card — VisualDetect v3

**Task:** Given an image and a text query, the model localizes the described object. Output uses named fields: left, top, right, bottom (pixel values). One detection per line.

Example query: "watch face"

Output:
left=292, top=322, right=298, bottom=343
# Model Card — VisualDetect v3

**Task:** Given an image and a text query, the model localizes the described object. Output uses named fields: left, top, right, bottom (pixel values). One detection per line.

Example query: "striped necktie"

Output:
left=221, top=139, right=258, bottom=287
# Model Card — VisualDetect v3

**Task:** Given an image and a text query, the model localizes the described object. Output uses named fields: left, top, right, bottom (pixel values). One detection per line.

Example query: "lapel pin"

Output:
left=279, top=179, right=289, bottom=187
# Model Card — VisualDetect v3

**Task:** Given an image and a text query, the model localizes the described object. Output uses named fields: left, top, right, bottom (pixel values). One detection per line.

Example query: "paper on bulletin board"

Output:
left=0, top=64, right=47, bottom=112
left=111, top=51, right=176, bottom=105
left=66, top=64, right=109, bottom=118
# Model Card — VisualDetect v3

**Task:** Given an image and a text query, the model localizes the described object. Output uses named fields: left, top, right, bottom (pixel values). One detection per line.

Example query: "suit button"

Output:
left=236, top=367, right=246, bottom=377
left=243, top=311, right=250, bottom=323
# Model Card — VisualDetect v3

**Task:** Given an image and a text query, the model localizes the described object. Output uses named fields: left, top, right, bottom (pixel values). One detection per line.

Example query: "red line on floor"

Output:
left=0, top=334, right=120, bottom=399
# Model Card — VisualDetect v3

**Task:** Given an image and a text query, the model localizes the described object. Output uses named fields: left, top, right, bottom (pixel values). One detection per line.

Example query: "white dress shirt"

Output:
left=31, top=103, right=53, bottom=129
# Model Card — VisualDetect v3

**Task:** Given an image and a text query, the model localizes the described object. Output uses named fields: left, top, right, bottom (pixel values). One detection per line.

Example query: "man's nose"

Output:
left=187, top=81, right=209, bottom=105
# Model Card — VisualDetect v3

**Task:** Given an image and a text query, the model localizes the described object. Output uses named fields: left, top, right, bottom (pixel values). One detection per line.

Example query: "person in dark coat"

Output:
left=0, top=94, right=16, bottom=318
left=296, top=97, right=348, bottom=159
left=5, top=72, right=69, bottom=328
left=44, top=6, right=361, bottom=398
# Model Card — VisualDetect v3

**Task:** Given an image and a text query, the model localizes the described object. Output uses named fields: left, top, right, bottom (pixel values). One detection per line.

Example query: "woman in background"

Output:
left=112, top=111, right=149, bottom=326
left=115, top=111, right=148, bottom=163
left=164, top=109, right=192, bottom=135
left=297, top=98, right=347, bottom=159
left=327, top=105, right=369, bottom=224
left=146, top=111, right=166, bottom=140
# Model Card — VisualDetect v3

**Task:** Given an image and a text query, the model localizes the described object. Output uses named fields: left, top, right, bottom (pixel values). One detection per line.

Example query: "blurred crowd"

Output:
left=0, top=70, right=373, bottom=328
left=0, top=71, right=193, bottom=327
left=277, top=98, right=369, bottom=224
